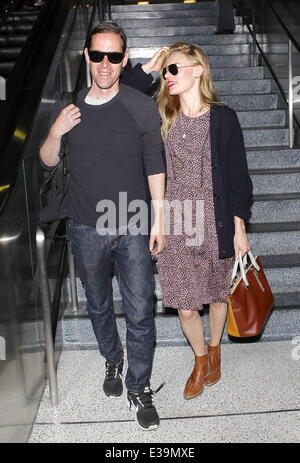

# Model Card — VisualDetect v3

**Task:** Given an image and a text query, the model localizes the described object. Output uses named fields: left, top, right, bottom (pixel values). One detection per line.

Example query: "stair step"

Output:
left=248, top=221, right=300, bottom=233
left=251, top=198, right=300, bottom=223
left=126, top=33, right=250, bottom=47
left=127, top=62, right=264, bottom=80
left=238, top=110, right=286, bottom=128
left=128, top=50, right=253, bottom=67
left=220, top=94, right=278, bottom=110
left=67, top=267, right=300, bottom=312
left=251, top=172, right=300, bottom=195
left=135, top=43, right=251, bottom=55
left=0, top=34, right=28, bottom=46
left=212, top=66, right=264, bottom=80
left=0, top=46, right=22, bottom=61
left=116, top=16, right=224, bottom=30
left=6, top=13, right=38, bottom=23
left=242, top=128, right=289, bottom=148
left=264, top=266, right=300, bottom=294
left=127, top=34, right=250, bottom=47
left=62, top=307, right=300, bottom=348
left=0, top=62, right=14, bottom=76
left=111, top=2, right=218, bottom=12
left=118, top=17, right=243, bottom=32
left=261, top=254, right=300, bottom=268
left=249, top=231, right=300, bottom=256
left=0, top=23, right=33, bottom=34
left=246, top=148, right=300, bottom=170
left=215, top=79, right=270, bottom=94
left=111, top=10, right=224, bottom=20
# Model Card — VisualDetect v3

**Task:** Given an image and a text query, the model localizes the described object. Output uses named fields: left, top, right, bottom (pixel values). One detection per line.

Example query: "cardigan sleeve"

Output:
left=121, top=64, right=153, bottom=93
left=226, top=109, right=253, bottom=221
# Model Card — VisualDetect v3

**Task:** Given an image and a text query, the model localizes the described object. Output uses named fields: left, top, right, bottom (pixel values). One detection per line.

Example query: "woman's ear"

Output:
left=194, top=64, right=204, bottom=79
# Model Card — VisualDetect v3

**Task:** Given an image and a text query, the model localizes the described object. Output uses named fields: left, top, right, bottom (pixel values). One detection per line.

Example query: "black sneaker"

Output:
left=103, top=359, right=123, bottom=398
left=127, top=387, right=160, bottom=431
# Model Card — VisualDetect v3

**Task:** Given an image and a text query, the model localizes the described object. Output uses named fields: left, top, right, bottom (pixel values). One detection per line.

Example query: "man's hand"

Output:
left=51, top=104, right=81, bottom=138
left=141, top=47, right=169, bottom=74
left=40, top=104, right=81, bottom=167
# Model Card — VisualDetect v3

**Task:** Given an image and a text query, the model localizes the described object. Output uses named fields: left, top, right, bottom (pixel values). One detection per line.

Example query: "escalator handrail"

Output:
left=0, top=0, right=72, bottom=214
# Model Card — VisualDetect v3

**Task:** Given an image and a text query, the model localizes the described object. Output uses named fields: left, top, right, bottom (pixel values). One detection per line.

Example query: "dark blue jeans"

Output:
left=69, top=220, right=156, bottom=392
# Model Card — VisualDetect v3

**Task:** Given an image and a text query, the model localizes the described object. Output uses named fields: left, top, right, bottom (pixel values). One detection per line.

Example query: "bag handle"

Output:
left=231, top=251, right=259, bottom=287
left=242, top=250, right=260, bottom=271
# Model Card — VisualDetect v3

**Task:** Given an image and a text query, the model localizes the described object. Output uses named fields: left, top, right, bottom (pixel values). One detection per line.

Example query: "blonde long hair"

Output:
left=157, top=43, right=221, bottom=139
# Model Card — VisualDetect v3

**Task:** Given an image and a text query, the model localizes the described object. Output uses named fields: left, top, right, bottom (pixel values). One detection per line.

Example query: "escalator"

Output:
left=0, top=0, right=46, bottom=108
left=0, top=6, right=41, bottom=82
left=0, top=0, right=96, bottom=443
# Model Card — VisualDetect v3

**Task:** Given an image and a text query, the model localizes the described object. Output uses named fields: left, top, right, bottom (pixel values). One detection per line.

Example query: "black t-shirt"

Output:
left=43, top=84, right=165, bottom=229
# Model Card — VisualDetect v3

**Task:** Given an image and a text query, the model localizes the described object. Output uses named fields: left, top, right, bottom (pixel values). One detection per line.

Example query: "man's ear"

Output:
left=84, top=47, right=90, bottom=64
left=122, top=50, right=129, bottom=69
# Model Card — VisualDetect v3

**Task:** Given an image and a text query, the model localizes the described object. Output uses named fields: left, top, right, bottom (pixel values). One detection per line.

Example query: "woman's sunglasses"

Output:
left=88, top=50, right=125, bottom=64
left=162, top=63, right=198, bottom=80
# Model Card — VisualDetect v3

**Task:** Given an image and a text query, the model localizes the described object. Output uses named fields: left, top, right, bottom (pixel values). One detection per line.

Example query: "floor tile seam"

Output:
left=33, top=407, right=300, bottom=426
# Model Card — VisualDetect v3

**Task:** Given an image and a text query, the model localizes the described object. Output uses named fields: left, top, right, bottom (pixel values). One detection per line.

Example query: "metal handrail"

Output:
left=267, top=0, right=300, bottom=54
left=238, top=0, right=300, bottom=148
left=36, top=227, right=59, bottom=407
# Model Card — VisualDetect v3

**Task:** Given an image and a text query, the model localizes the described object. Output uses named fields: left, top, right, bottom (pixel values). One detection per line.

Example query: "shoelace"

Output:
left=106, top=362, right=122, bottom=380
left=134, top=382, right=166, bottom=408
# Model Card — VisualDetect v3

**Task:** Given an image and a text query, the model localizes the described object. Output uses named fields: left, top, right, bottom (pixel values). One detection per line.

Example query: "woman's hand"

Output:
left=233, top=216, right=251, bottom=260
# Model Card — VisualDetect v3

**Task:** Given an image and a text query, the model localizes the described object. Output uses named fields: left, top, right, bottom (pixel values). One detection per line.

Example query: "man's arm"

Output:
left=40, top=104, right=81, bottom=167
left=121, top=47, right=169, bottom=93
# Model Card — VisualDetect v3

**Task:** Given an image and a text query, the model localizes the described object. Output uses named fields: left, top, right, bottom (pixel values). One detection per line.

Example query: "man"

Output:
left=40, top=23, right=166, bottom=431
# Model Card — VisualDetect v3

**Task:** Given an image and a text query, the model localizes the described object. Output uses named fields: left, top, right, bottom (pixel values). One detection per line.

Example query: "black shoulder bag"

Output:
left=39, top=91, right=76, bottom=225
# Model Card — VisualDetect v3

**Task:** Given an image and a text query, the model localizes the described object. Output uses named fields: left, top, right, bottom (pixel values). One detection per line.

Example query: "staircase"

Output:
left=63, top=0, right=300, bottom=348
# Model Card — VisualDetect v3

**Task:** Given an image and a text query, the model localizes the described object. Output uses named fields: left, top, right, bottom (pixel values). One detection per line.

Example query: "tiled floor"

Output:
left=29, top=341, right=300, bottom=443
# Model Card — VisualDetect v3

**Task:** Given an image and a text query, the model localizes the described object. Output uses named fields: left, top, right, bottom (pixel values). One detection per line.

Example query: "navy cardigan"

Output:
left=209, top=104, right=253, bottom=258
left=123, top=66, right=253, bottom=259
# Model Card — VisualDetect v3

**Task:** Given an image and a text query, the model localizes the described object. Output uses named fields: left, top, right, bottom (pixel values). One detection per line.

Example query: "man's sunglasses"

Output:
left=88, top=50, right=125, bottom=64
left=162, top=63, right=198, bottom=80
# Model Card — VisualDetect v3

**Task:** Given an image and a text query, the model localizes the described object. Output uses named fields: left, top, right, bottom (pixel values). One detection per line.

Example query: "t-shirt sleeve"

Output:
left=140, top=98, right=166, bottom=176
left=121, top=63, right=153, bottom=93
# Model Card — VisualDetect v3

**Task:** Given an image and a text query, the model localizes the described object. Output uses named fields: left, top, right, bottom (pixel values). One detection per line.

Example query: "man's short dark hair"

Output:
left=86, top=22, right=127, bottom=53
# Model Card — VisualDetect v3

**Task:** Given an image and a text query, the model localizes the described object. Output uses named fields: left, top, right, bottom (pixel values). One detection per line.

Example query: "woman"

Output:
left=156, top=43, right=253, bottom=399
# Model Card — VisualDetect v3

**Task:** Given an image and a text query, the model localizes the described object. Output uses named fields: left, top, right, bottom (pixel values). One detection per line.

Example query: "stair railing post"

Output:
left=252, top=0, right=258, bottom=66
left=67, top=238, right=78, bottom=314
left=36, top=227, right=59, bottom=407
left=288, top=39, right=294, bottom=148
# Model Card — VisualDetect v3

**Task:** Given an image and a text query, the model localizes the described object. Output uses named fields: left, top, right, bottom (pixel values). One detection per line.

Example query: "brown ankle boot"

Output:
left=183, top=354, right=209, bottom=399
left=205, top=344, right=221, bottom=386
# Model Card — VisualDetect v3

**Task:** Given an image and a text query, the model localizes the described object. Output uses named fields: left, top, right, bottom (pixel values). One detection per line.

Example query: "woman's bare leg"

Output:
left=208, top=302, right=227, bottom=346
left=178, top=309, right=207, bottom=355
